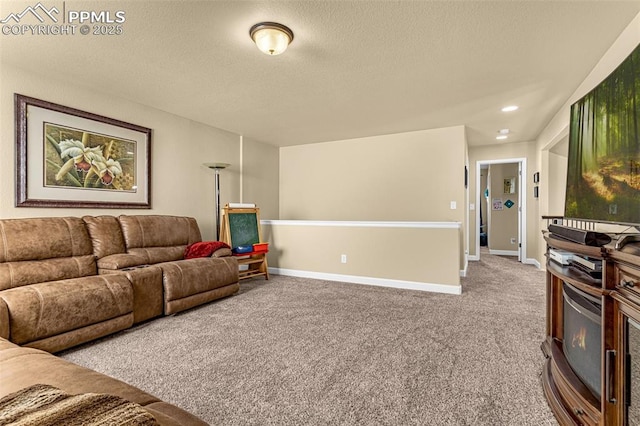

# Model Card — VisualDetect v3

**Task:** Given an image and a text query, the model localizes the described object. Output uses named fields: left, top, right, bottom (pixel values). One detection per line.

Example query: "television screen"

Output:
left=565, top=43, right=640, bottom=226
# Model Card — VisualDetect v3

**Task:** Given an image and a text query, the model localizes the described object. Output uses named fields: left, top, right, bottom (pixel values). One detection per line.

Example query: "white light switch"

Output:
left=469, top=203, right=475, bottom=211
left=450, top=201, right=457, bottom=210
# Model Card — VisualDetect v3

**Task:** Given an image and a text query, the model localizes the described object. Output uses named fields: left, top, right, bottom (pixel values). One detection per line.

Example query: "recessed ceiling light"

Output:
left=501, top=105, right=519, bottom=112
left=496, top=135, right=508, bottom=140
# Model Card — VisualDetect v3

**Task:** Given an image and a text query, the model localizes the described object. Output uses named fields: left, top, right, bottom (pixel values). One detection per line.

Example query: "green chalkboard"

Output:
left=228, top=212, right=260, bottom=248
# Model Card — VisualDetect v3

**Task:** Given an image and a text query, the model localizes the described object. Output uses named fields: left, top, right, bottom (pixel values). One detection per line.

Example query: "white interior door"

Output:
left=474, top=158, right=527, bottom=263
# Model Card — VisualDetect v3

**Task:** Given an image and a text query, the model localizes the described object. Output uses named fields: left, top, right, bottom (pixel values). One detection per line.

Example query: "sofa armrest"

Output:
left=0, top=298, right=8, bottom=339
left=212, top=248, right=232, bottom=258
left=100, top=266, right=163, bottom=324
left=97, top=254, right=148, bottom=270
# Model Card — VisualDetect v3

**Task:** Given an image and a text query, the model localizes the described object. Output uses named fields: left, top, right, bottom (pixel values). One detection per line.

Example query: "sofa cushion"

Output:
left=97, top=254, right=148, bottom=270
left=0, top=217, right=97, bottom=291
left=0, top=349, right=161, bottom=408
left=127, top=247, right=186, bottom=265
left=0, top=383, right=159, bottom=425
left=0, top=256, right=97, bottom=291
left=164, top=284, right=239, bottom=317
left=119, top=215, right=201, bottom=251
left=0, top=339, right=208, bottom=425
left=83, top=216, right=127, bottom=259
left=0, top=217, right=92, bottom=262
left=212, top=248, right=233, bottom=258
left=0, top=275, right=133, bottom=345
left=26, top=316, right=133, bottom=354
left=161, top=257, right=238, bottom=303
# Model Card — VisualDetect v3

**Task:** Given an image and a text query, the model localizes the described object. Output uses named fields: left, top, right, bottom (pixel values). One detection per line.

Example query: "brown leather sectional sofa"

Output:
left=0, top=339, right=207, bottom=425
left=0, top=214, right=240, bottom=425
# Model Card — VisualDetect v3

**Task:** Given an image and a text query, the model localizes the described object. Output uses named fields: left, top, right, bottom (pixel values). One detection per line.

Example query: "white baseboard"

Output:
left=523, top=258, right=542, bottom=269
left=488, top=249, right=519, bottom=256
left=268, top=268, right=462, bottom=295
left=468, top=254, right=541, bottom=269
left=459, top=264, right=468, bottom=278
left=459, top=255, right=468, bottom=277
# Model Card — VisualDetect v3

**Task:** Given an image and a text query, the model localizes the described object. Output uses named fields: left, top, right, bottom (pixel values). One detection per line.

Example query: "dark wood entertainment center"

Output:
left=543, top=233, right=640, bottom=425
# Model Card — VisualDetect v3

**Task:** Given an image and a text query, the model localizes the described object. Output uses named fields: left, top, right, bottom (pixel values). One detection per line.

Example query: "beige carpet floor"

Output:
left=60, top=252, right=558, bottom=425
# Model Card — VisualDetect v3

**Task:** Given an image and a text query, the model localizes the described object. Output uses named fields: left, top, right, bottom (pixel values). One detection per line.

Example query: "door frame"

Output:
left=472, top=157, right=527, bottom=262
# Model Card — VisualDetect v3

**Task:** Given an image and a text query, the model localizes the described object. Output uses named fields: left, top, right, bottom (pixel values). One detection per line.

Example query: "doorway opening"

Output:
left=474, top=158, right=527, bottom=262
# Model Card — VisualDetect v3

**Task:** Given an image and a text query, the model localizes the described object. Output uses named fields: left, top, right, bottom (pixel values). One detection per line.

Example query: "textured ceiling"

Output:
left=2, top=1, right=640, bottom=147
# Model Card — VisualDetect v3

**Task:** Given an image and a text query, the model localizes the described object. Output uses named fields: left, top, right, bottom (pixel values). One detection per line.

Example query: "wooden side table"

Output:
left=235, top=252, right=269, bottom=280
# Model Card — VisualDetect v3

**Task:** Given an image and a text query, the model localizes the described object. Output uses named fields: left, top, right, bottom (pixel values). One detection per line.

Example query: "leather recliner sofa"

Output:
left=0, top=216, right=135, bottom=354
left=0, top=214, right=240, bottom=424
left=84, top=215, right=239, bottom=319
left=0, top=338, right=207, bottom=425
left=0, top=214, right=239, bottom=352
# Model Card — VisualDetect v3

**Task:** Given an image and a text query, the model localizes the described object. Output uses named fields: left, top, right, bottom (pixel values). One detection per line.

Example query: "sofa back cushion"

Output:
left=118, top=215, right=202, bottom=264
left=0, top=217, right=96, bottom=290
left=82, top=215, right=127, bottom=259
left=0, top=257, right=96, bottom=291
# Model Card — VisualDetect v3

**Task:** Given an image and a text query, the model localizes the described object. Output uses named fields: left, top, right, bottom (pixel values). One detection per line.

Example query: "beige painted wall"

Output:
left=1, top=64, right=241, bottom=240
left=468, top=141, right=538, bottom=262
left=278, top=126, right=468, bottom=277
left=548, top=150, right=567, bottom=216
left=272, top=126, right=467, bottom=283
left=279, top=126, right=467, bottom=222
left=263, top=223, right=460, bottom=288
left=241, top=137, right=279, bottom=220
left=488, top=163, right=519, bottom=252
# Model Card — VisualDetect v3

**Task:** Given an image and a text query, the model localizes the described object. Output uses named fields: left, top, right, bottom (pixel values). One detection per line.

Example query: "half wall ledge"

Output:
left=261, top=220, right=463, bottom=295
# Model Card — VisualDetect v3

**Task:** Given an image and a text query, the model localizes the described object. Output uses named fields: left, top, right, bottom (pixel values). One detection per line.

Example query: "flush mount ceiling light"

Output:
left=250, top=22, right=294, bottom=56
left=496, top=129, right=510, bottom=140
left=501, top=105, right=519, bottom=112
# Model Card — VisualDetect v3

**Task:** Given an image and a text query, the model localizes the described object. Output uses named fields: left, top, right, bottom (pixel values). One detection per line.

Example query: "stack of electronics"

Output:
left=549, top=248, right=602, bottom=279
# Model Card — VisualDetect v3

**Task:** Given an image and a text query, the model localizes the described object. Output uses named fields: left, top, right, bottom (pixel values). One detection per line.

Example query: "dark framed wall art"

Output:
left=15, top=94, right=151, bottom=208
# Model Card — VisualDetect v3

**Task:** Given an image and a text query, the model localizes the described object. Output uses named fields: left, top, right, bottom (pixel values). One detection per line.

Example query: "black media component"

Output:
left=549, top=224, right=612, bottom=247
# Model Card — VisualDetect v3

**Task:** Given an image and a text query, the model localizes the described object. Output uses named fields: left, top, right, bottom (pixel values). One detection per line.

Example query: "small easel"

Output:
left=220, top=204, right=269, bottom=280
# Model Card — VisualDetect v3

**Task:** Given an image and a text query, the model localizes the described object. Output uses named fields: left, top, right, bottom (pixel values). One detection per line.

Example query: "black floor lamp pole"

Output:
left=214, top=169, right=221, bottom=240
left=204, top=163, right=230, bottom=241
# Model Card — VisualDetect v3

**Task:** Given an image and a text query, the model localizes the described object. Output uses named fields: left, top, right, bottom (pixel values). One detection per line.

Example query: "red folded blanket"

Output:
left=184, top=241, right=230, bottom=259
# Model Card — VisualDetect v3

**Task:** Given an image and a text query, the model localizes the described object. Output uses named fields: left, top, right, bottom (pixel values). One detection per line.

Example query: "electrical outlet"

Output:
left=510, top=238, right=516, bottom=245
left=450, top=201, right=457, bottom=210
left=341, top=254, right=347, bottom=263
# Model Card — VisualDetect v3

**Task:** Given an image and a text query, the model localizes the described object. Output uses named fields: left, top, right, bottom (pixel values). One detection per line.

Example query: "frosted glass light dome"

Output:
left=250, top=22, right=294, bottom=56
